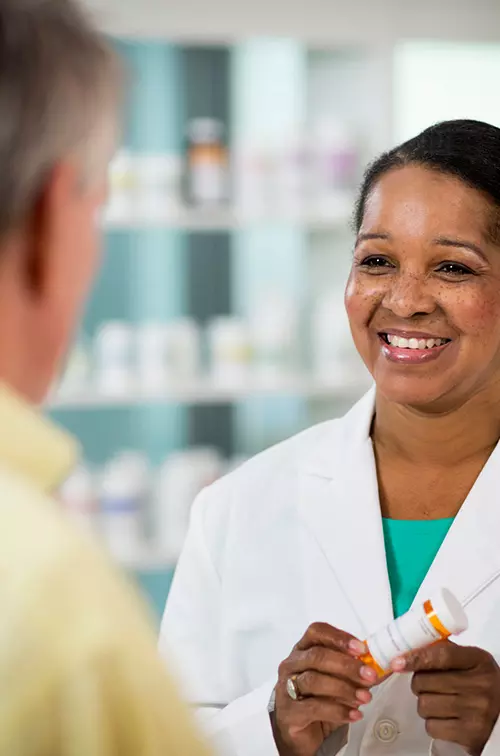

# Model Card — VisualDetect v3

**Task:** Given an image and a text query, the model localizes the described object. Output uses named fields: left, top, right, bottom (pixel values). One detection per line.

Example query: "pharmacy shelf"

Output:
left=49, top=374, right=371, bottom=410
left=102, top=200, right=354, bottom=232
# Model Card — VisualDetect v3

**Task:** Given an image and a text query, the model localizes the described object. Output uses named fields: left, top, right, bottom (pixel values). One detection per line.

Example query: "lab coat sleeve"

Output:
left=159, top=488, right=280, bottom=756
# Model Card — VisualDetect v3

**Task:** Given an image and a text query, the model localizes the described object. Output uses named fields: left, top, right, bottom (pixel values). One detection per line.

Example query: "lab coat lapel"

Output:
left=298, top=389, right=393, bottom=640
left=415, top=440, right=500, bottom=636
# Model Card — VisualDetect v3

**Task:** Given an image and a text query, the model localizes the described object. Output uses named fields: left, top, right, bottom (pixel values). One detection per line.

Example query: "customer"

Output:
left=161, top=119, right=500, bottom=756
left=0, top=2, right=208, bottom=755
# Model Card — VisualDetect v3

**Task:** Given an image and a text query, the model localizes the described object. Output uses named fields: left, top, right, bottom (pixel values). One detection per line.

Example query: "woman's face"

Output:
left=345, top=164, right=500, bottom=411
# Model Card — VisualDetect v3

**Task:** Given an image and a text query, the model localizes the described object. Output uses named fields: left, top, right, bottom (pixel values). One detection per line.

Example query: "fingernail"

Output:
left=392, top=657, right=406, bottom=672
left=349, top=709, right=363, bottom=722
left=356, top=689, right=372, bottom=704
left=360, top=666, right=377, bottom=682
left=348, top=639, right=367, bottom=656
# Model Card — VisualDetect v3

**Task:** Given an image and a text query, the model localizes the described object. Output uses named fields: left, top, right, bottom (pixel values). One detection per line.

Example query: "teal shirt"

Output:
left=382, top=518, right=454, bottom=618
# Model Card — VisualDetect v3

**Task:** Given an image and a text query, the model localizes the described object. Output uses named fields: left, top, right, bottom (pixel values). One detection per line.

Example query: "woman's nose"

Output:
left=382, top=273, right=436, bottom=319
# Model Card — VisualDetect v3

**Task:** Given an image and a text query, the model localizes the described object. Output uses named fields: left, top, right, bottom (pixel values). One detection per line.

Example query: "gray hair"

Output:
left=0, top=0, right=121, bottom=234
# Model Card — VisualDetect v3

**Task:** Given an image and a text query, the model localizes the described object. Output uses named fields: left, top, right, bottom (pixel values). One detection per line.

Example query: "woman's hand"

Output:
left=392, top=641, right=500, bottom=756
left=271, top=622, right=378, bottom=756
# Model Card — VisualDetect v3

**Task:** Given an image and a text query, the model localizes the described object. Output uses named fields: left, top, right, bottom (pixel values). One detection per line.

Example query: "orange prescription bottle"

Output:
left=360, top=588, right=469, bottom=677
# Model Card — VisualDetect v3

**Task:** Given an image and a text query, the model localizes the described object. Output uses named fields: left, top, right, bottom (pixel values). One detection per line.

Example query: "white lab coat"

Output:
left=160, top=388, right=500, bottom=756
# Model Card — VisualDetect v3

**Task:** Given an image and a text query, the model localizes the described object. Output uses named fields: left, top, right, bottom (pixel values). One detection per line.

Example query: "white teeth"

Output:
left=385, top=334, right=448, bottom=349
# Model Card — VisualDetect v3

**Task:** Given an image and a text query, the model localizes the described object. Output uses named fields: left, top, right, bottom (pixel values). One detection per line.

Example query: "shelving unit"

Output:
left=50, top=373, right=371, bottom=410
left=102, top=197, right=355, bottom=232
left=53, top=37, right=391, bottom=617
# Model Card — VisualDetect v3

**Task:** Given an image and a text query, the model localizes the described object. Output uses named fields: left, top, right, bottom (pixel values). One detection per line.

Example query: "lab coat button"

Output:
left=374, top=719, right=398, bottom=743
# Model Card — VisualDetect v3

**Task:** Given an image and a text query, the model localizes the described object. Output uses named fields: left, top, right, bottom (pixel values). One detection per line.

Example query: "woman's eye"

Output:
left=436, top=262, right=474, bottom=276
left=359, top=256, right=394, bottom=270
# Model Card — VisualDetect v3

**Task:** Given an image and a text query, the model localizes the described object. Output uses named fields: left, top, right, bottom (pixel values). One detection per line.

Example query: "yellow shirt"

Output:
left=0, top=383, right=209, bottom=756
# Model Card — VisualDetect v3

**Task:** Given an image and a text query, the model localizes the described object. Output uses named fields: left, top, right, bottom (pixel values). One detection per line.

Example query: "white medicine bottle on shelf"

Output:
left=311, top=291, right=357, bottom=383
left=94, top=321, right=134, bottom=396
left=208, top=316, right=252, bottom=385
left=98, top=451, right=149, bottom=563
left=250, top=292, right=298, bottom=383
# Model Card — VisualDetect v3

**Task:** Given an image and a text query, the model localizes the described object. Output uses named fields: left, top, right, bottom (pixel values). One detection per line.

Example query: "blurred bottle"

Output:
left=208, top=316, right=252, bottom=385
left=154, top=448, right=222, bottom=561
left=311, top=291, right=354, bottom=382
left=164, top=318, right=200, bottom=381
left=105, top=149, right=136, bottom=221
left=135, top=152, right=182, bottom=218
left=186, top=119, right=228, bottom=207
left=311, top=119, right=359, bottom=213
left=94, top=321, right=134, bottom=396
left=59, top=463, right=97, bottom=535
left=250, top=293, right=298, bottom=383
left=99, top=452, right=149, bottom=562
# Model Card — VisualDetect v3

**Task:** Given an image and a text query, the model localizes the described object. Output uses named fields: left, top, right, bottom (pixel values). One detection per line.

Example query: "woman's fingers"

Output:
left=296, top=622, right=366, bottom=656
left=293, top=670, right=373, bottom=708
left=285, top=697, right=361, bottom=735
left=416, top=693, right=462, bottom=720
left=280, top=646, right=378, bottom=688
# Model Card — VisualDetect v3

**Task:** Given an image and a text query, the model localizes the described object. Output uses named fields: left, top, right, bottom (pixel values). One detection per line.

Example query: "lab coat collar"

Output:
left=0, top=383, right=77, bottom=494
left=415, top=438, right=500, bottom=632
left=298, top=387, right=393, bottom=639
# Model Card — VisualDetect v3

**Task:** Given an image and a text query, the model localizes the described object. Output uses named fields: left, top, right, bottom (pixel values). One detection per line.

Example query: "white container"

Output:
left=163, top=318, right=200, bottom=382
left=136, top=322, right=171, bottom=392
left=250, top=293, right=297, bottom=383
left=208, top=317, right=252, bottom=385
left=105, top=149, right=136, bottom=221
left=311, top=292, right=354, bottom=383
left=154, top=448, right=222, bottom=561
left=310, top=119, right=359, bottom=213
left=58, top=463, right=97, bottom=535
left=94, top=321, right=134, bottom=396
left=135, top=153, right=183, bottom=217
left=363, top=588, right=469, bottom=675
left=98, top=452, right=149, bottom=562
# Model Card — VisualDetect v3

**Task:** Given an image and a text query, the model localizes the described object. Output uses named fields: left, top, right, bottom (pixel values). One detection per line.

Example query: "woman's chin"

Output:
left=373, top=372, right=453, bottom=411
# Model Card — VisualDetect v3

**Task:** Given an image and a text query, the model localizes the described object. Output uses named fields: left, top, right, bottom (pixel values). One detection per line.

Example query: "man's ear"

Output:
left=23, top=161, right=81, bottom=300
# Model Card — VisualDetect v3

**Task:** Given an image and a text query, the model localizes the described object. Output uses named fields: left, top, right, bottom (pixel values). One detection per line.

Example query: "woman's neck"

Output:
left=373, top=391, right=500, bottom=468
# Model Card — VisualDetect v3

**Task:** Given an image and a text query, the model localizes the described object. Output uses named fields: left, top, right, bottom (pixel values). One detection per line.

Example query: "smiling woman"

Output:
left=348, top=122, right=500, bottom=412
left=160, top=120, right=500, bottom=756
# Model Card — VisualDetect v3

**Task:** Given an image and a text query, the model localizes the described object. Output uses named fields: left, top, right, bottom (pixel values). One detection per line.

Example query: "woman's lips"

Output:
left=378, top=333, right=453, bottom=364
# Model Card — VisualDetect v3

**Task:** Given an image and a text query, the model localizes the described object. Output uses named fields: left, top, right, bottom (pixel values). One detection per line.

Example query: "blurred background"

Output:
left=50, top=0, right=500, bottom=619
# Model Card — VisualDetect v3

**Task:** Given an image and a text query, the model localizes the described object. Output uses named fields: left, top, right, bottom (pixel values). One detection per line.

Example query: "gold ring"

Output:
left=286, top=674, right=302, bottom=701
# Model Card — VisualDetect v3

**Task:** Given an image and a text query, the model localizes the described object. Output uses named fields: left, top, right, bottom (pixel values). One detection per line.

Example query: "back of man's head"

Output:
left=0, top=0, right=120, bottom=402
left=0, top=0, right=119, bottom=233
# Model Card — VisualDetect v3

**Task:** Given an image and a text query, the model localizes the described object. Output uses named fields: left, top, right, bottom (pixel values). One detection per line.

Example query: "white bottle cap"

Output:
left=429, top=588, right=468, bottom=635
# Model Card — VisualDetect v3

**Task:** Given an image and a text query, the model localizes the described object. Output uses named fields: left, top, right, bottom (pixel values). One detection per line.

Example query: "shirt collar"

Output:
left=0, top=383, right=78, bottom=493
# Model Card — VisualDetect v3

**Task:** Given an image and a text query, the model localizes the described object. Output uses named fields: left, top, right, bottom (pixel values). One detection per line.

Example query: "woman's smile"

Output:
left=376, top=330, right=454, bottom=364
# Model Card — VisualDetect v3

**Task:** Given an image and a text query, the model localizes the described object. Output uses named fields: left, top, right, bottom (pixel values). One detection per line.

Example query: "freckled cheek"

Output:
left=345, top=276, right=384, bottom=327
left=444, top=293, right=500, bottom=338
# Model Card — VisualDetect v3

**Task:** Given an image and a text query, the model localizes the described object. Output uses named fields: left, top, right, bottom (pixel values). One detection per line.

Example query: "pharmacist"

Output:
left=161, top=119, right=500, bottom=756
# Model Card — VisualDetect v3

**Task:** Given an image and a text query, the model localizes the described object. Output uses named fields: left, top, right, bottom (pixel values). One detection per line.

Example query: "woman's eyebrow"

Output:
left=433, top=236, right=488, bottom=262
left=355, top=232, right=391, bottom=248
